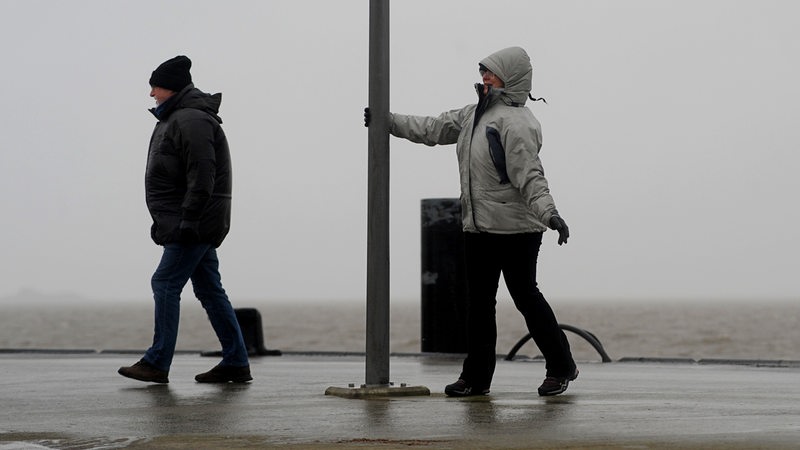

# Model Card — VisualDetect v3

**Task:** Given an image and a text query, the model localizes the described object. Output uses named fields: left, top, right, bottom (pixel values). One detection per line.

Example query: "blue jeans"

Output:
left=143, top=243, right=249, bottom=372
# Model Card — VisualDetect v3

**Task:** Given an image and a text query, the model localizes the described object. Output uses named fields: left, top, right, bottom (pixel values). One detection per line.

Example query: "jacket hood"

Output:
left=479, top=46, right=532, bottom=106
left=150, top=84, right=223, bottom=123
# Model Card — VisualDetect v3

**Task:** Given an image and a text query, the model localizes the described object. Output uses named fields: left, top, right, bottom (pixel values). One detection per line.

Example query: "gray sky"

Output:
left=1, top=0, right=798, bottom=304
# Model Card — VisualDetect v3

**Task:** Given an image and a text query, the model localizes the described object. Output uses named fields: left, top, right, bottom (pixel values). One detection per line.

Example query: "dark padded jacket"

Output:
left=145, top=84, right=232, bottom=247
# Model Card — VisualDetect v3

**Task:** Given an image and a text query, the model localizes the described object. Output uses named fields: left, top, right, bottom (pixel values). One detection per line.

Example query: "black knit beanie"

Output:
left=149, top=55, right=192, bottom=92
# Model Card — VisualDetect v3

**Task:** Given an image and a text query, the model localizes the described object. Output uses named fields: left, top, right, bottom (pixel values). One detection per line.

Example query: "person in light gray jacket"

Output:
left=365, top=46, right=577, bottom=396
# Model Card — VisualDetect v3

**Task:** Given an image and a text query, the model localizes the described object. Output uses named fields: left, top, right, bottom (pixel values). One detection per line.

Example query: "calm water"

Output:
left=1, top=299, right=798, bottom=361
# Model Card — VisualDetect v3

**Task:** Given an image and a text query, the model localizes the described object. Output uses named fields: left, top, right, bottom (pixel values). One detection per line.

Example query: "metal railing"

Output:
left=505, top=323, right=612, bottom=362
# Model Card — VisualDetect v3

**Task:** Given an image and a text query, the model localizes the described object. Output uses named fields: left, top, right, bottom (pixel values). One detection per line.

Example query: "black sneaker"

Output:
left=118, top=359, right=169, bottom=384
left=537, top=368, right=579, bottom=396
left=195, top=364, right=252, bottom=383
left=444, top=379, right=490, bottom=397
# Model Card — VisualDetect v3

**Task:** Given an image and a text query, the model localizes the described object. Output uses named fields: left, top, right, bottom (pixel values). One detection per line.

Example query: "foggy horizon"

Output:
left=2, top=0, right=798, bottom=305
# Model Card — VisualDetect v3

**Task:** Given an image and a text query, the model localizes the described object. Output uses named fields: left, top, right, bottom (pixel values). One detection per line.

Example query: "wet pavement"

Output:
left=1, top=351, right=799, bottom=449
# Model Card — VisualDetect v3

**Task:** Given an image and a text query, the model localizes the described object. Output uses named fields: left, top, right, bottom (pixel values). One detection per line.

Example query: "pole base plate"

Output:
left=325, top=384, right=430, bottom=398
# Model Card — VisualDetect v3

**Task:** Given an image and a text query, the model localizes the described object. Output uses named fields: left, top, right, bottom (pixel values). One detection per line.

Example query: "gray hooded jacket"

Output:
left=389, top=46, right=558, bottom=233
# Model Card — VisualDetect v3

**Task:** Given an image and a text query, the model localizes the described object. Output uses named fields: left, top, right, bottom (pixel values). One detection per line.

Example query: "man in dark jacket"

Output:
left=118, top=55, right=251, bottom=384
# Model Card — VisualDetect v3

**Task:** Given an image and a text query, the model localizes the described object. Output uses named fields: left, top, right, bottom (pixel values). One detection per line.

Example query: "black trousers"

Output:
left=459, top=232, right=575, bottom=388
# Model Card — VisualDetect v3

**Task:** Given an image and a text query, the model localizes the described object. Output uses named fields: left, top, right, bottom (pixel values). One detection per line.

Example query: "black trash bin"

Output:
left=420, top=198, right=468, bottom=353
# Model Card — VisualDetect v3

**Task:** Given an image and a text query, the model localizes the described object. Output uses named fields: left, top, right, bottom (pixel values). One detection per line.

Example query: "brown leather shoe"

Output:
left=195, top=364, right=252, bottom=383
left=118, top=359, right=169, bottom=384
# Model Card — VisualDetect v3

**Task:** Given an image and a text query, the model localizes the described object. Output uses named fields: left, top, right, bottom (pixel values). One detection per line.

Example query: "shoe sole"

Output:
left=195, top=375, right=253, bottom=383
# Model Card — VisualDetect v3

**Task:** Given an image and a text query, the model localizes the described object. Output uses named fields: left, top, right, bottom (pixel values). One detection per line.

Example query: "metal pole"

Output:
left=365, top=0, right=390, bottom=387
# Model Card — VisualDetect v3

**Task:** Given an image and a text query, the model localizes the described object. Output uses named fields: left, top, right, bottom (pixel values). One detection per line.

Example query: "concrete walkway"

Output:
left=1, top=352, right=799, bottom=449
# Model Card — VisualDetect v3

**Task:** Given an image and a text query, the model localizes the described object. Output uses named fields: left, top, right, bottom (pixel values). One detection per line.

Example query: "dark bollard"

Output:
left=420, top=198, right=469, bottom=353
left=235, top=308, right=282, bottom=356
left=201, top=307, right=281, bottom=357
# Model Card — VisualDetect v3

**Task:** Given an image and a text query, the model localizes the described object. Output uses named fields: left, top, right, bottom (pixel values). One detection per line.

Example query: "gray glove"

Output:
left=548, top=215, right=569, bottom=245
